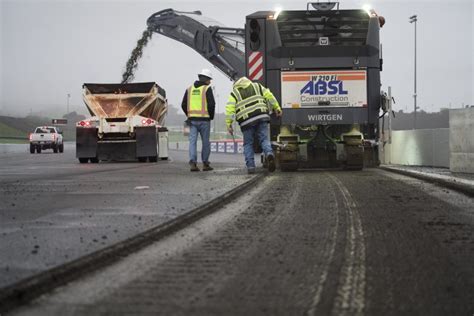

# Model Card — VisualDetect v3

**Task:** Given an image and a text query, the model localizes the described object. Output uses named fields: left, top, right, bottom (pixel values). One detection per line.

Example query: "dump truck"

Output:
left=147, top=2, right=385, bottom=170
left=76, top=82, right=168, bottom=163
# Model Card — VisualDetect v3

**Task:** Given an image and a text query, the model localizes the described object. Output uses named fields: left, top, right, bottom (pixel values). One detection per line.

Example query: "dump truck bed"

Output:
left=82, top=82, right=167, bottom=125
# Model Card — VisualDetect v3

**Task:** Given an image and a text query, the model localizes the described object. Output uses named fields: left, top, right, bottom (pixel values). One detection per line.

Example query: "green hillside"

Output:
left=0, top=115, right=78, bottom=142
left=0, top=122, right=26, bottom=137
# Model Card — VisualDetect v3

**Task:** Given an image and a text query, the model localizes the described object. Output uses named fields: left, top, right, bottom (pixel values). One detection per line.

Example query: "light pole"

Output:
left=215, top=92, right=220, bottom=136
left=66, top=93, right=71, bottom=114
left=409, top=15, right=417, bottom=129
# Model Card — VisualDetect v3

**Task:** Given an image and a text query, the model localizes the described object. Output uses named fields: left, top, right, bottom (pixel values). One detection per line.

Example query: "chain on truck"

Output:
left=147, top=1, right=387, bottom=170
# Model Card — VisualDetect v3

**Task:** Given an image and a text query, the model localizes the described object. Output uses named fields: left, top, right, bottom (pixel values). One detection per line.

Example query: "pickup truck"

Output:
left=29, top=126, right=64, bottom=154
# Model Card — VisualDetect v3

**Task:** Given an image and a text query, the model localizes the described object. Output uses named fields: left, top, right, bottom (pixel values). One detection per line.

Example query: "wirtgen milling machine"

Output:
left=148, top=2, right=384, bottom=170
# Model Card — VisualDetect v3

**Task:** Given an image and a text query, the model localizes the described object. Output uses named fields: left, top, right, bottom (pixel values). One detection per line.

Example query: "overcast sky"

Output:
left=0, top=0, right=473, bottom=117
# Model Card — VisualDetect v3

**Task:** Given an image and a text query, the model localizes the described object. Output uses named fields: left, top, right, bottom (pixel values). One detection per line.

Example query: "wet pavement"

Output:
left=7, top=168, right=474, bottom=315
left=0, top=147, right=251, bottom=288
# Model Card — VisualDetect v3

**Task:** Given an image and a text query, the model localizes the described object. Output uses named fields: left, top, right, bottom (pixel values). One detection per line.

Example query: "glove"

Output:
left=275, top=109, right=282, bottom=118
left=227, top=126, right=234, bottom=136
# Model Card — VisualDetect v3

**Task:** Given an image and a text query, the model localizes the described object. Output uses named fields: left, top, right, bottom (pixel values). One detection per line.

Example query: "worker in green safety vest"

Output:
left=225, top=77, right=282, bottom=174
left=181, top=69, right=216, bottom=172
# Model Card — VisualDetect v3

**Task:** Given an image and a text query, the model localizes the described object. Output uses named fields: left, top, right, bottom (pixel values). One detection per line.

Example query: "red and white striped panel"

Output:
left=248, top=51, right=263, bottom=81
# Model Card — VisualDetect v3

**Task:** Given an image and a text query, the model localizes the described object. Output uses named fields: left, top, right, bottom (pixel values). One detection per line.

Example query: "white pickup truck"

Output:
left=29, top=126, right=64, bottom=154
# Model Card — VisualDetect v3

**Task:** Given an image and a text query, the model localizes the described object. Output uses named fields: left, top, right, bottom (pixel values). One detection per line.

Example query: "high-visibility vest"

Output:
left=232, top=83, right=269, bottom=126
left=187, top=85, right=210, bottom=118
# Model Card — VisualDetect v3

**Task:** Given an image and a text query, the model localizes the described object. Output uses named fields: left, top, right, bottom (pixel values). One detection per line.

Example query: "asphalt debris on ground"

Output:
left=8, top=169, right=474, bottom=315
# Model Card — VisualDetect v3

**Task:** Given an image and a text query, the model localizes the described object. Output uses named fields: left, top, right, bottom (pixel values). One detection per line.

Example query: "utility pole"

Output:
left=215, top=92, right=219, bottom=136
left=409, top=15, right=417, bottom=129
left=66, top=93, right=71, bottom=114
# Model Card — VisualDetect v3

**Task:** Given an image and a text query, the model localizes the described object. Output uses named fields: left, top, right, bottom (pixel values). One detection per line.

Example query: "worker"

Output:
left=182, top=69, right=215, bottom=172
left=369, top=9, right=386, bottom=28
left=225, top=77, right=282, bottom=174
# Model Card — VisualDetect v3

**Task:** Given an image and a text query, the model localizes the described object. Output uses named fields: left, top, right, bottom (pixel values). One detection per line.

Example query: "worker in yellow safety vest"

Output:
left=225, top=77, right=282, bottom=174
left=181, top=69, right=215, bottom=172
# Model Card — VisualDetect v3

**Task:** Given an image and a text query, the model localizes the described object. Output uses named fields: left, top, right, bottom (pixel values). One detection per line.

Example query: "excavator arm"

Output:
left=147, top=9, right=246, bottom=81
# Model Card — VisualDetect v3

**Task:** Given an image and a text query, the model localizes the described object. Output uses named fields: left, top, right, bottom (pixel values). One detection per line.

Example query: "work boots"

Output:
left=189, top=161, right=200, bottom=172
left=202, top=162, right=214, bottom=171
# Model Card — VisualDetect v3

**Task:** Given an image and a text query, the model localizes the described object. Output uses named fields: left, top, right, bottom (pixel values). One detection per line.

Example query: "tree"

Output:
left=62, top=111, right=86, bottom=125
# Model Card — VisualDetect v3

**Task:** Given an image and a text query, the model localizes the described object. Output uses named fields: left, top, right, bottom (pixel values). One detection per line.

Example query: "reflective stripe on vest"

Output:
left=187, top=85, right=209, bottom=118
left=233, top=83, right=268, bottom=125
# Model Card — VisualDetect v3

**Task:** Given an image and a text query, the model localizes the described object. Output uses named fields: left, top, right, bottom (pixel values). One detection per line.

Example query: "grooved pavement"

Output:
left=11, top=169, right=474, bottom=315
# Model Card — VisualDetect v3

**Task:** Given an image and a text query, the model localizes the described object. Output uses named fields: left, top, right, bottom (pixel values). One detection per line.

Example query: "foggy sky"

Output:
left=0, top=0, right=473, bottom=118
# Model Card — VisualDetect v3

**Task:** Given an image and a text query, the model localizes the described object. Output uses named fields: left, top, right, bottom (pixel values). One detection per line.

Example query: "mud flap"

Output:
left=98, top=142, right=136, bottom=161
left=76, top=128, right=98, bottom=158
left=136, top=127, right=158, bottom=158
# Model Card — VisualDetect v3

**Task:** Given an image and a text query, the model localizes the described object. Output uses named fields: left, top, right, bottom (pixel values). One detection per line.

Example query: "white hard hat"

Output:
left=198, top=68, right=213, bottom=79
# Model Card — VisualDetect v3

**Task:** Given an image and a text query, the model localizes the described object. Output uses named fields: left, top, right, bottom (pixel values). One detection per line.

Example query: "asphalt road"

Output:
left=9, top=168, right=474, bottom=315
left=0, top=144, right=250, bottom=288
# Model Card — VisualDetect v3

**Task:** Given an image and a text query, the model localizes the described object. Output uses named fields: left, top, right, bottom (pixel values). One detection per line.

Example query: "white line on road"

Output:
left=134, top=186, right=150, bottom=190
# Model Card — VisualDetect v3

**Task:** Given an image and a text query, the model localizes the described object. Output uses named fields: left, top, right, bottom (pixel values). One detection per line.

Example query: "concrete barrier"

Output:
left=381, top=128, right=450, bottom=168
left=450, top=108, right=474, bottom=173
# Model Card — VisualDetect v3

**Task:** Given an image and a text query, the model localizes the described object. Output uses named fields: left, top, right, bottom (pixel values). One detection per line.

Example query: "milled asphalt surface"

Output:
left=8, top=168, right=474, bottom=315
left=0, top=144, right=251, bottom=288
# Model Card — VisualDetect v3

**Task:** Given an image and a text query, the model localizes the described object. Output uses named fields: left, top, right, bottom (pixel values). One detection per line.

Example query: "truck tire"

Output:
left=90, top=157, right=99, bottom=163
left=149, top=156, right=158, bottom=163
left=160, top=157, right=168, bottom=161
left=138, top=157, right=147, bottom=163
left=30, top=144, right=35, bottom=154
left=59, top=144, right=64, bottom=153
left=79, top=158, right=88, bottom=163
left=36, top=146, right=42, bottom=154
left=53, top=146, right=58, bottom=153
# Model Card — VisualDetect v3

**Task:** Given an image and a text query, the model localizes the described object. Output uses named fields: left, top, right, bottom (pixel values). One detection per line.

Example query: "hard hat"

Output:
left=378, top=16, right=385, bottom=27
left=198, top=68, right=213, bottom=79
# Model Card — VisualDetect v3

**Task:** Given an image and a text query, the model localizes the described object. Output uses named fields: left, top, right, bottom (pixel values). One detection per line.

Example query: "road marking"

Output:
left=329, top=174, right=366, bottom=316
left=307, top=173, right=340, bottom=316
left=134, top=186, right=150, bottom=190
left=213, top=167, right=241, bottom=173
